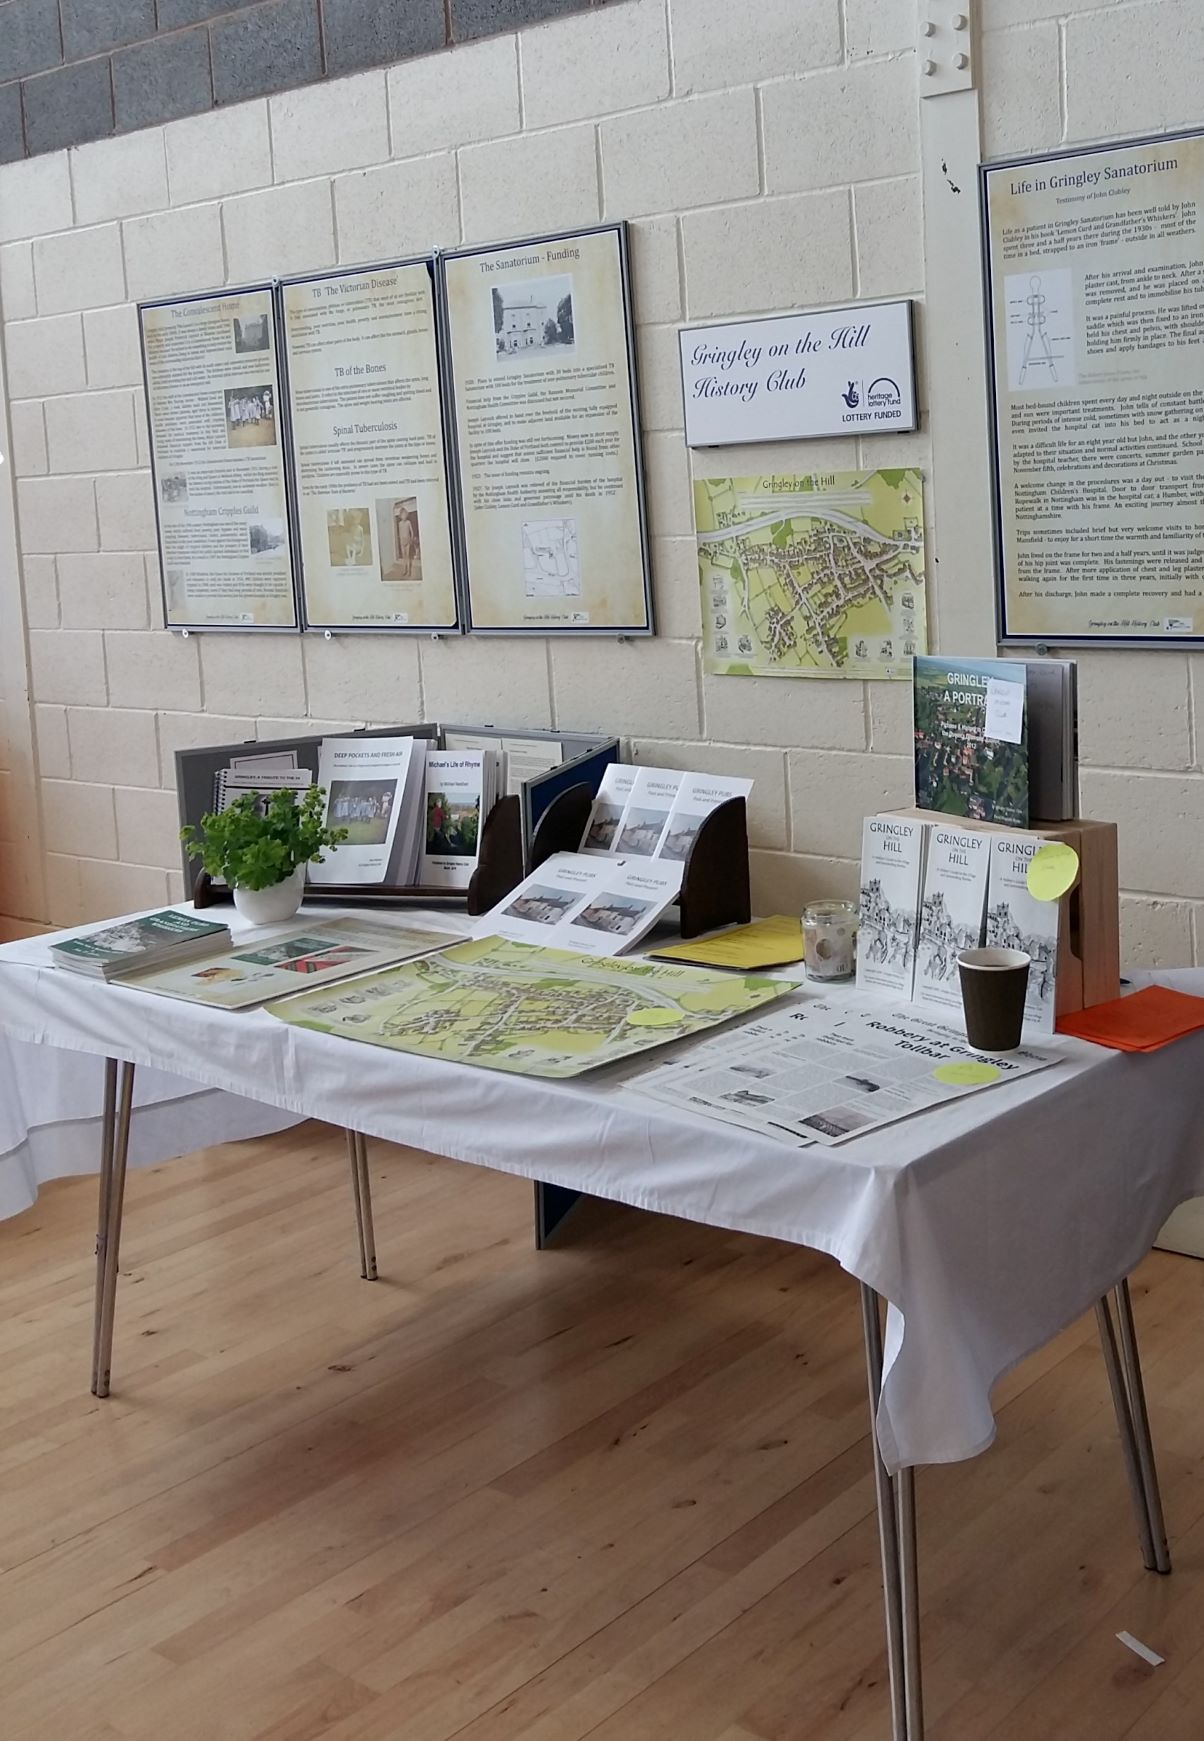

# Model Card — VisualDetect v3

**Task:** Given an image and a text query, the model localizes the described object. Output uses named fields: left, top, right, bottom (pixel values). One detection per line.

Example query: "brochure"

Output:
left=649, top=915, right=805, bottom=972
left=50, top=909, right=231, bottom=979
left=985, top=833, right=1060, bottom=1033
left=856, top=815, right=926, bottom=1000
left=913, top=654, right=1029, bottom=829
left=581, top=763, right=639, bottom=854
left=581, top=764, right=753, bottom=864
left=474, top=851, right=682, bottom=956
left=307, top=735, right=427, bottom=886
left=613, top=767, right=682, bottom=856
left=913, top=824, right=991, bottom=1019
left=122, top=916, right=458, bottom=1009
left=420, top=749, right=500, bottom=890
left=659, top=772, right=754, bottom=862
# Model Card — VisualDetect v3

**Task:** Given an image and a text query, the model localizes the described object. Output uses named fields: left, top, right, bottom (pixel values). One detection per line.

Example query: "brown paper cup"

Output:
left=957, top=947, right=1031, bottom=1053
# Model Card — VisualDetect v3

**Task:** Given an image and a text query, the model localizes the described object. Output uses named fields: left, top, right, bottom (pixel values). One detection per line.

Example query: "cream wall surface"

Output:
left=0, top=0, right=1201, bottom=961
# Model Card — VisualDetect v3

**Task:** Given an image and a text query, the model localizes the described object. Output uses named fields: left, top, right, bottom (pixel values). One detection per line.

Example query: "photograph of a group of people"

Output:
left=224, top=384, right=277, bottom=449
left=327, top=779, right=395, bottom=846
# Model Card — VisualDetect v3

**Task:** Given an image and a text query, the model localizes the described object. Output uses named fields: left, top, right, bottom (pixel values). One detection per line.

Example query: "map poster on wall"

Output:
left=694, top=470, right=926, bottom=680
left=139, top=285, right=298, bottom=630
left=280, top=260, right=459, bottom=632
left=984, top=128, right=1204, bottom=645
left=440, top=224, right=652, bottom=635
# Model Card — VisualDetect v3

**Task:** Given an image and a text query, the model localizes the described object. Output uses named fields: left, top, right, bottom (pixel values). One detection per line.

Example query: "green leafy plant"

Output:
left=180, top=787, right=348, bottom=891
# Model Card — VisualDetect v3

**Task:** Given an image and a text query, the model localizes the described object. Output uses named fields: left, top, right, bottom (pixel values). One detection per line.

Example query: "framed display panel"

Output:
left=439, top=223, right=653, bottom=635
left=983, top=128, right=1204, bottom=647
left=139, top=284, right=300, bottom=631
left=278, top=258, right=461, bottom=633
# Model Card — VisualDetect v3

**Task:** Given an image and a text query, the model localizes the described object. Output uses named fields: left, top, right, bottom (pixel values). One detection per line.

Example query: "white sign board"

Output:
left=678, top=299, right=917, bottom=447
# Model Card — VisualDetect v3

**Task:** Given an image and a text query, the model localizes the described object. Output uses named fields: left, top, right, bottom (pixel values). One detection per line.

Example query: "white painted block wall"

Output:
left=0, top=0, right=1200, bottom=966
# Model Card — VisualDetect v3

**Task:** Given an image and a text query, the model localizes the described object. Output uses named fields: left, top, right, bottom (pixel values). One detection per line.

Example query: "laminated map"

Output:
left=267, top=935, right=786, bottom=1078
left=695, top=469, right=926, bottom=681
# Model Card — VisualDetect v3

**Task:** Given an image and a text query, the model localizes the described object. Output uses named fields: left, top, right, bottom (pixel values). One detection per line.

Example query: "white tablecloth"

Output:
left=3, top=912, right=1204, bottom=1474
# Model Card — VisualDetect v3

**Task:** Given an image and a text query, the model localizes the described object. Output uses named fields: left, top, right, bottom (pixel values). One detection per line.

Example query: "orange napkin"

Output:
left=1057, top=985, right=1204, bottom=1052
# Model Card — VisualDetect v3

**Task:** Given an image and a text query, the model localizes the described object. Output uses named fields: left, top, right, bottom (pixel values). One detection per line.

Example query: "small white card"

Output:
left=984, top=677, right=1024, bottom=744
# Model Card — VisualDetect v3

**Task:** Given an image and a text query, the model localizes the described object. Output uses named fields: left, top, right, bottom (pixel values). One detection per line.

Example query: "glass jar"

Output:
left=802, top=899, right=858, bottom=982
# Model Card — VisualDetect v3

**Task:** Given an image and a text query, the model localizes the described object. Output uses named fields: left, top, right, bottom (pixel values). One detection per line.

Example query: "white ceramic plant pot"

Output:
left=232, top=864, right=307, bottom=926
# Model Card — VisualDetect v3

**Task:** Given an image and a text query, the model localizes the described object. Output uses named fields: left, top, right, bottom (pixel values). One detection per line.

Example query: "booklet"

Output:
left=912, top=824, right=991, bottom=1020
left=215, top=765, right=311, bottom=814
left=474, top=851, right=682, bottom=957
left=581, top=763, right=639, bottom=854
left=659, top=771, right=754, bottom=862
left=442, top=731, right=563, bottom=798
left=913, top=654, right=1029, bottom=829
left=307, top=735, right=427, bottom=886
left=420, top=749, right=500, bottom=890
left=50, top=909, right=231, bottom=979
left=856, top=815, right=926, bottom=1000
left=581, top=764, right=753, bottom=864
left=613, top=767, right=682, bottom=856
left=985, top=833, right=1059, bottom=1033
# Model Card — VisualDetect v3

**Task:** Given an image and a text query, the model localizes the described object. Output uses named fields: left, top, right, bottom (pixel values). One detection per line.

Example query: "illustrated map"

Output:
left=267, top=934, right=786, bottom=1078
left=695, top=470, right=926, bottom=681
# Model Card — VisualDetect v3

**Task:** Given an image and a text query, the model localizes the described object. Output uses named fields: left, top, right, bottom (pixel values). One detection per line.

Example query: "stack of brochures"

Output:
left=581, top=763, right=753, bottom=864
left=473, top=851, right=682, bottom=958
left=50, top=910, right=231, bottom=979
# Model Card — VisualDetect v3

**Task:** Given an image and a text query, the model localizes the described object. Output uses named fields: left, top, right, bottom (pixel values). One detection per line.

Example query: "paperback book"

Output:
left=855, top=815, right=926, bottom=1000
left=50, top=909, right=231, bottom=979
left=475, top=851, right=682, bottom=957
left=913, top=655, right=1028, bottom=828
left=420, top=749, right=501, bottom=890
left=985, top=833, right=1059, bottom=1033
left=912, top=824, right=991, bottom=1019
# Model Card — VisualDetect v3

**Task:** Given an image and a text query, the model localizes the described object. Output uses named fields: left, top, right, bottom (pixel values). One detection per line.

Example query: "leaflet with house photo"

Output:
left=659, top=772, right=754, bottom=862
left=913, top=825, right=991, bottom=1020
left=307, top=735, right=426, bottom=885
left=856, top=815, right=926, bottom=1000
left=986, top=834, right=1060, bottom=1033
left=580, top=764, right=639, bottom=855
left=612, top=768, right=683, bottom=857
left=420, top=749, right=500, bottom=890
left=474, top=852, right=681, bottom=957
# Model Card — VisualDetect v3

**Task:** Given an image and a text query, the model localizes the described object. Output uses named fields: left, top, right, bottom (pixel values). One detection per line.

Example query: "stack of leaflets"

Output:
left=307, top=735, right=431, bottom=888
left=985, top=833, right=1059, bottom=1033
left=912, top=824, right=992, bottom=1019
left=581, top=764, right=753, bottom=866
left=855, top=815, right=927, bottom=1000
left=419, top=747, right=502, bottom=890
left=50, top=909, right=231, bottom=980
left=473, top=851, right=682, bottom=957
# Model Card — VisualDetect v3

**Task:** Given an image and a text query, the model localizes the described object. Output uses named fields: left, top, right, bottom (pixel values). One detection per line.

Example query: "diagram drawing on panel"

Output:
left=1004, top=267, right=1076, bottom=390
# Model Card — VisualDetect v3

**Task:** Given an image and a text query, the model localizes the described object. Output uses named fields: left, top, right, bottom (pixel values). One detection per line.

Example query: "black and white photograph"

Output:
left=376, top=497, right=422, bottom=582
left=327, top=508, right=373, bottom=569
left=570, top=892, right=654, bottom=938
left=232, top=312, right=272, bottom=354
left=491, top=275, right=575, bottom=361
left=224, top=385, right=277, bottom=449
left=248, top=518, right=287, bottom=557
left=500, top=885, right=576, bottom=926
left=159, top=473, right=188, bottom=504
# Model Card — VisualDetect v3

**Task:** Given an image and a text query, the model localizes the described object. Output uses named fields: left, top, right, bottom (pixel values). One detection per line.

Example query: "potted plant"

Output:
left=180, top=787, right=348, bottom=924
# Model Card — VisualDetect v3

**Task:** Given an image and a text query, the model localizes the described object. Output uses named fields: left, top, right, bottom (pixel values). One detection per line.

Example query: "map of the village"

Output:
left=267, top=935, right=785, bottom=1078
left=695, top=470, right=926, bottom=681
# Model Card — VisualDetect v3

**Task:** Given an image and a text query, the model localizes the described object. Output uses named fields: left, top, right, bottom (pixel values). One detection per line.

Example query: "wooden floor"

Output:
left=2, top=1125, right=1204, bottom=1741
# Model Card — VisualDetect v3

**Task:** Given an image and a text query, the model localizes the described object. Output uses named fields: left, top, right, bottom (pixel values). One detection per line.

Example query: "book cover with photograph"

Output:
left=856, top=815, right=926, bottom=1000
left=51, top=909, right=230, bottom=978
left=913, top=655, right=1028, bottom=828
left=308, top=735, right=425, bottom=885
left=985, top=834, right=1059, bottom=1033
left=913, top=825, right=990, bottom=1018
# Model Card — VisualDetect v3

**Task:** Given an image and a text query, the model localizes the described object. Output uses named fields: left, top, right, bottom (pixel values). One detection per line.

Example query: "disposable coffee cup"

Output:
left=957, top=947, right=1031, bottom=1054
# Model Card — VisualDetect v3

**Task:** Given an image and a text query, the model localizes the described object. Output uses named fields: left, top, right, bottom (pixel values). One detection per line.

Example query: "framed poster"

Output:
left=139, top=285, right=299, bottom=630
left=679, top=300, right=917, bottom=446
left=983, top=128, right=1204, bottom=645
left=440, top=223, right=652, bottom=635
left=279, top=259, right=460, bottom=633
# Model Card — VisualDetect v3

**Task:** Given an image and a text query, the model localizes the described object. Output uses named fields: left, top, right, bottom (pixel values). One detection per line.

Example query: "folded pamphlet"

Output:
left=581, top=764, right=753, bottom=865
left=474, top=851, right=682, bottom=956
left=985, top=833, right=1059, bottom=1034
left=856, top=815, right=927, bottom=1001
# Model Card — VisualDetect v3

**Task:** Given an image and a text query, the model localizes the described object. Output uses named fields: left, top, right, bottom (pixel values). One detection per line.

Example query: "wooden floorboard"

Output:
left=1, top=1120, right=1202, bottom=1740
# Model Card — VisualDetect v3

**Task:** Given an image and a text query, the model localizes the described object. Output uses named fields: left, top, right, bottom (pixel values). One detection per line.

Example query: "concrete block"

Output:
left=72, top=129, right=168, bottom=224
left=158, top=0, right=262, bottom=24
left=1120, top=895, right=1193, bottom=970
left=200, top=633, right=306, bottom=716
left=28, top=627, right=107, bottom=705
left=104, top=629, right=201, bottom=711
left=35, top=704, right=71, bottom=779
left=17, top=475, right=97, bottom=553
left=322, top=0, right=445, bottom=79
left=420, top=634, right=552, bottom=729
left=210, top=0, right=323, bottom=106
left=335, top=155, right=457, bottom=265
left=845, top=0, right=915, bottom=57
left=43, top=852, right=83, bottom=925
left=552, top=638, right=700, bottom=740
left=271, top=72, right=389, bottom=183
left=0, top=242, right=37, bottom=319
left=10, top=400, right=47, bottom=475
left=83, top=304, right=143, bottom=388
left=303, top=634, right=421, bottom=723
left=0, top=0, right=62, bottom=82
left=96, top=471, right=157, bottom=551
left=123, top=203, right=224, bottom=300
left=1081, top=768, right=1204, bottom=900
left=682, top=189, right=852, bottom=318
left=79, top=856, right=171, bottom=919
left=1066, top=0, right=1204, bottom=138
left=61, top=0, right=154, bottom=57
left=628, top=216, right=681, bottom=324
left=113, top=27, right=213, bottom=133
left=58, top=551, right=150, bottom=629
left=0, top=150, right=73, bottom=242
left=45, top=391, right=137, bottom=475
left=867, top=676, right=914, bottom=755
left=522, top=0, right=669, bottom=129
left=981, top=25, right=1062, bottom=159
left=750, top=847, right=858, bottom=914
left=670, top=0, right=841, bottom=95
left=24, top=55, right=114, bottom=157
left=33, top=223, right=125, bottom=316
left=388, top=34, right=519, bottom=159
left=788, top=747, right=911, bottom=856
left=68, top=706, right=160, bottom=788
left=1079, top=652, right=1191, bottom=772
left=42, top=779, right=118, bottom=859
left=635, top=323, right=682, bottom=432
left=255, top=716, right=358, bottom=739
left=690, top=432, right=857, bottom=478
left=460, top=124, right=599, bottom=243
left=633, top=736, right=789, bottom=850
left=156, top=710, right=257, bottom=787
left=0, top=78, right=23, bottom=166
left=649, top=536, right=701, bottom=640
left=224, top=178, right=335, bottom=281
left=22, top=554, right=58, bottom=627
left=166, top=101, right=272, bottom=205
left=763, top=59, right=919, bottom=195
left=115, top=783, right=182, bottom=868
left=704, top=672, right=867, bottom=752
left=601, top=90, right=759, bottom=220
left=452, top=0, right=586, bottom=39
left=854, top=175, right=923, bottom=298
left=642, top=430, right=693, bottom=538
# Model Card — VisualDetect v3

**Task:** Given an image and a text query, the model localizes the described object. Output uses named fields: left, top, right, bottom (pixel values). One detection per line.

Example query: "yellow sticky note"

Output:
left=626, top=1007, right=682, bottom=1028
left=1026, top=841, right=1080, bottom=902
left=933, top=1060, right=1001, bottom=1087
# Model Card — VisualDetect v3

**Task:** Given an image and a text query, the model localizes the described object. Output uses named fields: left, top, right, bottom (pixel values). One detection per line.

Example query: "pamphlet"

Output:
left=913, top=655, right=1029, bottom=828
left=613, top=767, right=682, bottom=856
left=50, top=909, right=231, bottom=979
left=308, top=735, right=426, bottom=886
left=856, top=815, right=926, bottom=1000
left=442, top=732, right=564, bottom=798
left=649, top=915, right=805, bottom=972
left=475, top=851, right=682, bottom=956
left=582, top=764, right=753, bottom=864
left=581, top=763, right=639, bottom=854
left=122, top=916, right=457, bottom=1008
left=985, top=834, right=1059, bottom=1033
left=659, top=772, right=754, bottom=862
left=420, top=749, right=500, bottom=890
left=913, top=825, right=990, bottom=1019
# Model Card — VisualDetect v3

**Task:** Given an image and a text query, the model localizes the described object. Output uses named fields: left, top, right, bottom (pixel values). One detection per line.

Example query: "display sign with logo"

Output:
left=678, top=299, right=917, bottom=447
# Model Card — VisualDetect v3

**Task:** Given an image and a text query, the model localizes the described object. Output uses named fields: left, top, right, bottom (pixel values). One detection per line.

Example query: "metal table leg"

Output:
left=346, top=1127, right=368, bottom=1278
left=1096, top=1280, right=1171, bottom=1574
left=345, top=1129, right=377, bottom=1281
left=861, top=1283, right=912, bottom=1741
left=92, top=1060, right=135, bottom=1399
